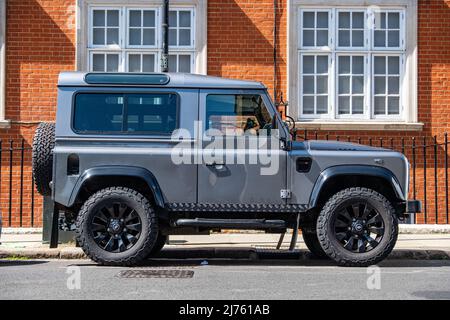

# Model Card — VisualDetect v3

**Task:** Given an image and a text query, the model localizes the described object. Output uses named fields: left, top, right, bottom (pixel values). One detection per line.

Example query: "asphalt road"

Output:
left=1, top=258, right=450, bottom=300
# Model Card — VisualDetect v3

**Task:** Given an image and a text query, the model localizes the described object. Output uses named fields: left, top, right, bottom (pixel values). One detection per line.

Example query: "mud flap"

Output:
left=49, top=205, right=59, bottom=249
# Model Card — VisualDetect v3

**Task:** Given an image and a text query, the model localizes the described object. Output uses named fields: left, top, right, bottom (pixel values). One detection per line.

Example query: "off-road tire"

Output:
left=32, top=122, right=55, bottom=196
left=76, top=187, right=159, bottom=266
left=147, top=234, right=167, bottom=257
left=302, top=231, right=328, bottom=259
left=317, top=188, right=398, bottom=267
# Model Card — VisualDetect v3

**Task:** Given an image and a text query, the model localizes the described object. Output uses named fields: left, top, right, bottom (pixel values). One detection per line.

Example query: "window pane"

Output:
left=130, top=11, right=141, bottom=27
left=339, top=30, right=350, bottom=47
left=339, top=56, right=350, bottom=74
left=374, top=57, right=386, bottom=75
left=129, top=55, right=141, bottom=72
left=303, top=12, right=315, bottom=28
left=317, top=12, right=328, bottom=28
left=388, top=97, right=400, bottom=115
left=316, top=76, right=328, bottom=94
left=303, top=56, right=315, bottom=74
left=107, top=28, right=119, bottom=45
left=129, top=29, right=141, bottom=45
left=179, top=29, right=191, bottom=46
left=374, top=77, right=386, bottom=94
left=206, top=95, right=272, bottom=135
left=352, top=97, right=364, bottom=114
left=316, top=96, right=328, bottom=114
left=388, top=77, right=400, bottom=94
left=316, top=30, right=328, bottom=46
left=169, top=29, right=177, bottom=46
left=338, top=97, right=350, bottom=114
left=143, top=29, right=155, bottom=45
left=169, top=11, right=177, bottom=27
left=303, top=97, right=315, bottom=114
left=93, top=10, right=105, bottom=27
left=388, top=57, right=400, bottom=74
left=316, top=56, right=328, bottom=73
left=143, top=11, right=156, bottom=27
left=303, top=76, right=314, bottom=94
left=92, top=54, right=105, bottom=72
left=303, top=30, right=314, bottom=46
left=339, top=12, right=350, bottom=28
left=74, top=94, right=124, bottom=132
left=107, top=11, right=119, bottom=27
left=93, top=28, right=105, bottom=45
left=168, top=55, right=177, bottom=72
left=339, top=76, right=350, bottom=94
left=106, top=55, right=119, bottom=72
left=374, top=97, right=386, bottom=115
left=179, top=11, right=191, bottom=27
left=353, top=56, right=364, bottom=74
left=352, top=30, right=364, bottom=47
left=388, top=13, right=400, bottom=29
left=143, top=55, right=155, bottom=72
left=126, top=94, right=178, bottom=134
left=388, top=31, right=400, bottom=47
left=352, top=76, right=364, bottom=94
left=179, top=55, right=191, bottom=73
left=353, top=12, right=364, bottom=29
left=374, top=31, right=386, bottom=47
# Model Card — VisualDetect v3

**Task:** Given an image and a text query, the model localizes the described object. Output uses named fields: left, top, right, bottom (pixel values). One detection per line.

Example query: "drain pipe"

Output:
left=161, top=0, right=170, bottom=72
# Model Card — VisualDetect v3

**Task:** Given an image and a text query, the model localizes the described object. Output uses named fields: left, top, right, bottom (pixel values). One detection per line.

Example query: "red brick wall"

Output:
left=1, top=0, right=75, bottom=227
left=2, top=0, right=450, bottom=227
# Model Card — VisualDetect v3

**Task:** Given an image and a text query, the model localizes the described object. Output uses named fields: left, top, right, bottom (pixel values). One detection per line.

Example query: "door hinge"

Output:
left=280, top=189, right=292, bottom=199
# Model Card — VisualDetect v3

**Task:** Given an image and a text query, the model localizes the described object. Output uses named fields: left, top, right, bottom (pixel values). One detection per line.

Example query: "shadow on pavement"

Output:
left=0, top=260, right=49, bottom=267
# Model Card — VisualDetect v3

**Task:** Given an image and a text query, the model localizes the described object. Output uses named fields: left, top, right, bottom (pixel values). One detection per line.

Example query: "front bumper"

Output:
left=405, top=200, right=422, bottom=214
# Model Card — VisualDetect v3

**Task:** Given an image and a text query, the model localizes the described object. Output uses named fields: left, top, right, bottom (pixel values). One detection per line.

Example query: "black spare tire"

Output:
left=32, top=122, right=55, bottom=196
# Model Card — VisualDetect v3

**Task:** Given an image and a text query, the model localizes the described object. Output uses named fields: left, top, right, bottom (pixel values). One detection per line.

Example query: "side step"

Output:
left=174, top=218, right=287, bottom=230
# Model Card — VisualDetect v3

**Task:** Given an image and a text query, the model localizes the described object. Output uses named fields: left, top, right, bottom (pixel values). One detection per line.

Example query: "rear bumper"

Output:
left=405, top=200, right=422, bottom=214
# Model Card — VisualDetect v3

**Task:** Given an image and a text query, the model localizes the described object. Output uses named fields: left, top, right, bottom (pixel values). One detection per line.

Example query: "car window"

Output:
left=206, top=94, right=272, bottom=136
left=73, top=93, right=178, bottom=135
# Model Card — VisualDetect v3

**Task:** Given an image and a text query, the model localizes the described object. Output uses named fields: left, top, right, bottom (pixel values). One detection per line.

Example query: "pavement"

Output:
left=1, top=259, right=450, bottom=300
left=1, top=230, right=450, bottom=261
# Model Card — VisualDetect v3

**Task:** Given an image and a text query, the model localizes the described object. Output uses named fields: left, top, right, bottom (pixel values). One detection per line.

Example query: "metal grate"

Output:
left=116, top=269, right=194, bottom=279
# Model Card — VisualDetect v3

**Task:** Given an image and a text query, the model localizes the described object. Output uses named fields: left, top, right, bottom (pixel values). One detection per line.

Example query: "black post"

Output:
left=8, top=140, right=12, bottom=227
left=161, top=0, right=170, bottom=72
left=434, top=136, right=438, bottom=223
left=423, top=136, right=427, bottom=224
left=446, top=133, right=449, bottom=224
left=19, top=139, right=24, bottom=227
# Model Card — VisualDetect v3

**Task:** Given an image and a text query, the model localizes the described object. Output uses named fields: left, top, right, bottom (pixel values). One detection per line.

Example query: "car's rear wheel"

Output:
left=76, top=187, right=158, bottom=266
left=317, top=187, right=398, bottom=267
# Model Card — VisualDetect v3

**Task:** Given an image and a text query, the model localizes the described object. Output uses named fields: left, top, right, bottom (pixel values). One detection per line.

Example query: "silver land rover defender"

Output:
left=32, top=72, right=421, bottom=267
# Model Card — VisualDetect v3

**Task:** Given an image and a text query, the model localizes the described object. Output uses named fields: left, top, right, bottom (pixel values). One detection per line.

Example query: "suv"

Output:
left=33, top=72, right=421, bottom=267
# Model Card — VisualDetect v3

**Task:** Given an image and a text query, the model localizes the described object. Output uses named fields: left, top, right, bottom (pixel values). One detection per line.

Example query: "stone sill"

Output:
left=0, top=119, right=10, bottom=129
left=295, top=121, right=424, bottom=132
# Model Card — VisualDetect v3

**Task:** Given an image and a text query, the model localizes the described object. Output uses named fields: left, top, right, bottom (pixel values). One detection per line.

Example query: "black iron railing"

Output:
left=1, top=134, right=450, bottom=227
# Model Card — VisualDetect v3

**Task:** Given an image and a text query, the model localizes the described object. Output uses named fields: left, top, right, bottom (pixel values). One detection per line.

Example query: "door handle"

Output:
left=205, top=161, right=225, bottom=167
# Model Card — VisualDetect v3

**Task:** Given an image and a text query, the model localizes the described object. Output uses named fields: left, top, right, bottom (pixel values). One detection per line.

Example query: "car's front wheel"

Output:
left=317, top=188, right=398, bottom=267
left=76, top=187, right=159, bottom=266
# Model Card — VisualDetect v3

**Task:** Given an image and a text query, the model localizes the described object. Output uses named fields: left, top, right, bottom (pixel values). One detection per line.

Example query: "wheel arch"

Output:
left=309, top=165, right=406, bottom=210
left=68, top=166, right=165, bottom=208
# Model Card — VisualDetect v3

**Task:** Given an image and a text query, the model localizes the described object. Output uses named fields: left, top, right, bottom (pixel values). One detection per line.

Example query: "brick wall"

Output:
left=2, top=0, right=450, bottom=227
left=1, top=0, right=75, bottom=227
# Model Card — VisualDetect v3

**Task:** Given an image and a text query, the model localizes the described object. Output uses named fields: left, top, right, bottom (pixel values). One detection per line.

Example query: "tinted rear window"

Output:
left=73, top=93, right=178, bottom=135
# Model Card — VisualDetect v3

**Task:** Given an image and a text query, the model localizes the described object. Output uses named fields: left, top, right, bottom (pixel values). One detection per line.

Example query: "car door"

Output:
left=197, top=89, right=287, bottom=205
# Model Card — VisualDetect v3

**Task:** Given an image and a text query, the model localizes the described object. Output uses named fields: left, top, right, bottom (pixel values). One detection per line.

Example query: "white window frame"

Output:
left=90, top=51, right=123, bottom=72
left=335, top=9, right=368, bottom=51
left=288, top=0, right=421, bottom=130
left=0, top=0, right=9, bottom=128
left=89, top=7, right=122, bottom=49
left=126, top=8, right=159, bottom=49
left=169, top=8, right=195, bottom=49
left=126, top=52, right=158, bottom=73
left=77, top=0, right=207, bottom=75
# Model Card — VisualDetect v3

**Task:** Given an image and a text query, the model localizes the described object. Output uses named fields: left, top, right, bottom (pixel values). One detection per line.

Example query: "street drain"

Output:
left=117, top=269, right=194, bottom=279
